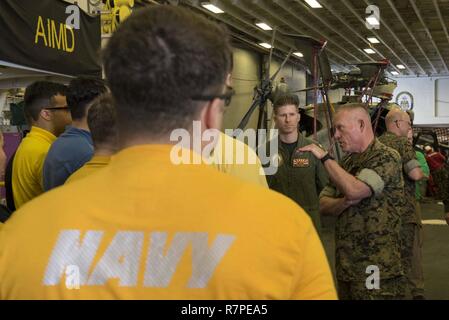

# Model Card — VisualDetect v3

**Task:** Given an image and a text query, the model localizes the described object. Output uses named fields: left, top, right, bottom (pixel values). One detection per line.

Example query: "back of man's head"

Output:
left=66, top=77, right=108, bottom=121
left=87, top=94, right=118, bottom=153
left=102, top=6, right=232, bottom=140
left=385, top=108, right=410, bottom=136
left=24, top=81, right=67, bottom=124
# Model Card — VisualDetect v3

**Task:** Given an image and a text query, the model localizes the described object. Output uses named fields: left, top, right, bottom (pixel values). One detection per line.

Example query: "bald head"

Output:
left=385, top=108, right=411, bottom=137
left=333, top=103, right=375, bottom=153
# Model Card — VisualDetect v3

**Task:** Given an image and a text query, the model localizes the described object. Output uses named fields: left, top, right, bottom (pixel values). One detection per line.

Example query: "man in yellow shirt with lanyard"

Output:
left=0, top=6, right=336, bottom=300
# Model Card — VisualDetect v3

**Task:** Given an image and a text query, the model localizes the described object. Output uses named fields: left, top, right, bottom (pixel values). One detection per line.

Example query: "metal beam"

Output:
left=409, top=0, right=449, bottom=74
left=339, top=0, right=415, bottom=75
left=230, top=31, right=303, bottom=69
left=386, top=0, right=437, bottom=75
left=319, top=0, right=402, bottom=75
left=252, top=0, right=352, bottom=67
left=184, top=1, right=311, bottom=71
left=265, top=0, right=362, bottom=63
left=361, top=0, right=426, bottom=76
left=432, top=0, right=449, bottom=72
left=292, top=0, right=376, bottom=63
left=194, top=2, right=294, bottom=52
left=220, top=0, right=349, bottom=68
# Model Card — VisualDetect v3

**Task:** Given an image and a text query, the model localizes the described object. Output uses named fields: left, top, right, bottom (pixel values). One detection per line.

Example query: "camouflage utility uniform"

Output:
left=426, top=151, right=449, bottom=212
left=379, top=132, right=424, bottom=298
left=320, top=139, right=405, bottom=299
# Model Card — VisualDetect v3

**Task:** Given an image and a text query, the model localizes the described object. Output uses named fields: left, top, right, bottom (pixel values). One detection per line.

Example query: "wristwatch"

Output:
left=320, top=153, right=334, bottom=164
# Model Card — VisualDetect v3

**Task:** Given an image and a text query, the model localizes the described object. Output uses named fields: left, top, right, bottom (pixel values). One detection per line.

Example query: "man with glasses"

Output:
left=11, top=81, right=71, bottom=209
left=379, top=108, right=425, bottom=300
left=0, top=6, right=336, bottom=299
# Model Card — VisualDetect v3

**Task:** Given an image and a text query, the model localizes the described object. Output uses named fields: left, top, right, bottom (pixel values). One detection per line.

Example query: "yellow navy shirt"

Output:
left=12, top=126, right=56, bottom=208
left=211, top=131, right=268, bottom=188
left=0, top=145, right=336, bottom=299
left=65, top=155, right=111, bottom=184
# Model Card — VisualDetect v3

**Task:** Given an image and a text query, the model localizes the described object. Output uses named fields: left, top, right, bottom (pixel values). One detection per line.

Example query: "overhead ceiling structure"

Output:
left=175, top=0, right=449, bottom=77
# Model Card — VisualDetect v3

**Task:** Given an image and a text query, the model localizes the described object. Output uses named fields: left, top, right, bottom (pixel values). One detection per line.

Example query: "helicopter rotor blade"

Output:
left=267, top=28, right=277, bottom=81
left=270, top=48, right=294, bottom=82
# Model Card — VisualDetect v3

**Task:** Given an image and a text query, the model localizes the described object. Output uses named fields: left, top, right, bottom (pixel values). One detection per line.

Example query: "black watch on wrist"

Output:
left=320, top=153, right=334, bottom=164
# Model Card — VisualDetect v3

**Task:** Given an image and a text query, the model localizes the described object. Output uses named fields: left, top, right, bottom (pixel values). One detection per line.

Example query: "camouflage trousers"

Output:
left=337, top=276, right=406, bottom=300
left=401, top=221, right=425, bottom=298
left=432, top=166, right=449, bottom=205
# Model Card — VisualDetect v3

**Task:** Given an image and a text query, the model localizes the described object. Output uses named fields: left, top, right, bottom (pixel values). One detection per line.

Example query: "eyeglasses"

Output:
left=191, top=86, right=235, bottom=106
left=44, top=106, right=70, bottom=111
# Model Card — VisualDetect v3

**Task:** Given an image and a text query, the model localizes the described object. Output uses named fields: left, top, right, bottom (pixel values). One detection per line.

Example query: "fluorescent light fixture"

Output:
left=364, top=48, right=376, bottom=54
left=201, top=2, right=224, bottom=14
left=367, top=37, right=380, bottom=44
left=293, top=51, right=304, bottom=58
left=255, top=22, right=272, bottom=31
left=304, top=0, right=322, bottom=8
left=391, top=71, right=399, bottom=76
left=366, top=16, right=380, bottom=26
left=259, top=42, right=272, bottom=49
left=396, top=64, right=406, bottom=69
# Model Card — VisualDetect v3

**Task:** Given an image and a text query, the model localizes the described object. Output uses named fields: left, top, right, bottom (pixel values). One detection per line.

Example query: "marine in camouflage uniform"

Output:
left=425, top=149, right=449, bottom=212
left=319, top=139, right=405, bottom=299
left=379, top=131, right=425, bottom=298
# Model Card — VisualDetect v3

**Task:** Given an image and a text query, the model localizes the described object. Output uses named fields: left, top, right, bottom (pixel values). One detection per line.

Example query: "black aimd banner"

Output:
left=0, top=0, right=101, bottom=77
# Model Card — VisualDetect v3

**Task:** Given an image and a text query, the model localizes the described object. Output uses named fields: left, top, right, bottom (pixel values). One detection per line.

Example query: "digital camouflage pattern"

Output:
left=320, top=139, right=405, bottom=284
left=400, top=222, right=425, bottom=297
left=379, top=132, right=425, bottom=298
left=432, top=166, right=449, bottom=211
left=337, top=276, right=405, bottom=300
left=378, top=131, right=420, bottom=225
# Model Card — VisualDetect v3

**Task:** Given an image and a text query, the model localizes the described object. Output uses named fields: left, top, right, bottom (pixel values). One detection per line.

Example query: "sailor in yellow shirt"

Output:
left=66, top=94, right=117, bottom=184
left=210, top=131, right=268, bottom=188
left=12, top=81, right=71, bottom=209
left=0, top=6, right=336, bottom=300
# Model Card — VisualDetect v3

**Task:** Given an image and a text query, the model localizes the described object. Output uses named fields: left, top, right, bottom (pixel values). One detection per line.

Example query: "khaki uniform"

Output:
left=379, top=132, right=424, bottom=297
left=320, top=139, right=405, bottom=299
left=266, top=134, right=329, bottom=230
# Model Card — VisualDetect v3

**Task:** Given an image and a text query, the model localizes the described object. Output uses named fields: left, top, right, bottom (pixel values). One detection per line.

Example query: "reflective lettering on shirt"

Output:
left=87, top=231, right=144, bottom=286
left=188, top=233, right=235, bottom=288
left=43, top=230, right=103, bottom=286
left=43, top=230, right=235, bottom=288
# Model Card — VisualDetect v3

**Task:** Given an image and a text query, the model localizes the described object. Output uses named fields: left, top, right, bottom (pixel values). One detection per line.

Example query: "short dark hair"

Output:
left=66, top=77, right=108, bottom=121
left=87, top=94, right=117, bottom=150
left=24, top=81, right=67, bottom=122
left=273, top=94, right=299, bottom=113
left=102, top=6, right=233, bottom=138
